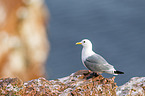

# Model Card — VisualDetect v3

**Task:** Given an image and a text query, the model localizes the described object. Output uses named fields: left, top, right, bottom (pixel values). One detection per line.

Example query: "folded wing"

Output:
left=84, top=54, right=115, bottom=73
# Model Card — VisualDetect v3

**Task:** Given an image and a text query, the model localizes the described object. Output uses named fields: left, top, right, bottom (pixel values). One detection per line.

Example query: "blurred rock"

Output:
left=0, top=0, right=49, bottom=81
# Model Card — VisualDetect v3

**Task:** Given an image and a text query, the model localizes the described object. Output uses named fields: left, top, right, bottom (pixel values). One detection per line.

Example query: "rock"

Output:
left=0, top=0, right=49, bottom=81
left=116, top=77, right=145, bottom=96
left=0, top=70, right=144, bottom=95
left=0, top=70, right=117, bottom=95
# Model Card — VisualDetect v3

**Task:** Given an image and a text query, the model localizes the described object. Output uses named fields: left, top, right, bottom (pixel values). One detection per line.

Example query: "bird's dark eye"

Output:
left=83, top=41, right=85, bottom=43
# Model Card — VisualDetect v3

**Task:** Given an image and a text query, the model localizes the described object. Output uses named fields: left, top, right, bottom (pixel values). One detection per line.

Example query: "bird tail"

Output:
left=114, top=71, right=124, bottom=74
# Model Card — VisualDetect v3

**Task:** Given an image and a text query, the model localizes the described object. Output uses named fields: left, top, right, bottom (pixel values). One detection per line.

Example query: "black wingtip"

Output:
left=114, top=71, right=124, bottom=74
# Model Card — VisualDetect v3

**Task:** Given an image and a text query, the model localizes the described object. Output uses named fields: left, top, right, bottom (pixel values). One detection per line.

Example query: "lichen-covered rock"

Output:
left=0, top=78, right=23, bottom=95
left=0, top=70, right=117, bottom=95
left=58, top=70, right=117, bottom=96
left=116, top=77, right=145, bottom=96
left=0, top=70, right=144, bottom=95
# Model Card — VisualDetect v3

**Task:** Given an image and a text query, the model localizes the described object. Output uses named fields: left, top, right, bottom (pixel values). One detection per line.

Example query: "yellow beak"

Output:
left=76, top=42, right=82, bottom=45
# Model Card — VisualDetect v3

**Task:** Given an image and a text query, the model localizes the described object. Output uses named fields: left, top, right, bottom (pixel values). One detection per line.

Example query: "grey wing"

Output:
left=84, top=54, right=114, bottom=72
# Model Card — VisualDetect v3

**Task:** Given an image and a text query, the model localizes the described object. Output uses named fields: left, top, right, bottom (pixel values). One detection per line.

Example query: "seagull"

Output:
left=76, top=39, right=124, bottom=75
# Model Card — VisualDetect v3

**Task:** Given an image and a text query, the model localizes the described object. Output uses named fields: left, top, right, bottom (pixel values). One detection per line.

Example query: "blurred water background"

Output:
left=45, top=0, right=145, bottom=85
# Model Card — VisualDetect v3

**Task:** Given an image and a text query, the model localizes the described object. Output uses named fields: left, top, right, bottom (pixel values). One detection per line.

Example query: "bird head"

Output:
left=76, top=39, right=92, bottom=48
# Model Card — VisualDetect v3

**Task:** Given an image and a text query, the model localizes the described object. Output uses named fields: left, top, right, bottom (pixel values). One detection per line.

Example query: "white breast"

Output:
left=81, top=48, right=95, bottom=62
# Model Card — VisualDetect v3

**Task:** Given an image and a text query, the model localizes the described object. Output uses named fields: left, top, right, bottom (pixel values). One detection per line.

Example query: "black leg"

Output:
left=92, top=72, right=99, bottom=77
left=86, top=72, right=99, bottom=79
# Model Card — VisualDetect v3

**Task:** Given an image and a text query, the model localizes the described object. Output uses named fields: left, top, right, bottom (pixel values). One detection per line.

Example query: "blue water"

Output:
left=45, top=0, right=145, bottom=85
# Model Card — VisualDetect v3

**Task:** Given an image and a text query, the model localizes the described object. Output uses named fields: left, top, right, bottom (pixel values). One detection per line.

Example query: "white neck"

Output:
left=82, top=46, right=95, bottom=61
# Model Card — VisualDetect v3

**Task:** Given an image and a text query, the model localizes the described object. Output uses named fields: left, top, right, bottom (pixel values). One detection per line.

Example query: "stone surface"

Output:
left=0, top=70, right=144, bottom=95
left=0, top=0, right=49, bottom=81
left=0, top=70, right=117, bottom=95
left=116, top=77, right=145, bottom=96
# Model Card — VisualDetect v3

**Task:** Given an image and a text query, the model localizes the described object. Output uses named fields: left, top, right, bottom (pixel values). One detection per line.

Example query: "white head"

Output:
left=76, top=39, right=92, bottom=49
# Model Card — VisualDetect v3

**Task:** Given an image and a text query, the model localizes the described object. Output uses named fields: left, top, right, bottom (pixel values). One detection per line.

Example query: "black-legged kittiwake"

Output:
left=76, top=39, right=124, bottom=75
